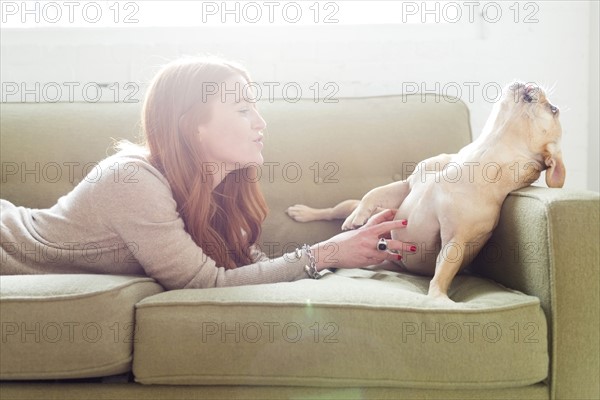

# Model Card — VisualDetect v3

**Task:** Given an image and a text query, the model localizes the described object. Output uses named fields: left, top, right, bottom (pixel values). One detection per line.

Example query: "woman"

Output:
left=0, top=56, right=410, bottom=290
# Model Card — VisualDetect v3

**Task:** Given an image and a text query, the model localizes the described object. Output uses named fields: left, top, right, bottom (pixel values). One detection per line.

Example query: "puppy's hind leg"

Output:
left=286, top=200, right=360, bottom=223
left=428, top=235, right=469, bottom=302
left=428, top=232, right=487, bottom=302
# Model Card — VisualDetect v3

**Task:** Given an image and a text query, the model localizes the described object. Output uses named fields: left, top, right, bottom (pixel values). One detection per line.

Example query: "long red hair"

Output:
left=125, top=56, right=268, bottom=269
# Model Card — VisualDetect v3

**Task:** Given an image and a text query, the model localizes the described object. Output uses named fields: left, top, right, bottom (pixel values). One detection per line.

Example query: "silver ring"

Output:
left=377, top=238, right=388, bottom=252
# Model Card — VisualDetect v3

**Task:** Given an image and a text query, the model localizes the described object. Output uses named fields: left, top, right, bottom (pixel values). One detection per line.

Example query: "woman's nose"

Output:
left=253, top=109, right=267, bottom=131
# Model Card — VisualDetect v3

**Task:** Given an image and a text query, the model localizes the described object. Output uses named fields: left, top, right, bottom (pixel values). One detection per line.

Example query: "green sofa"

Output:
left=1, top=95, right=598, bottom=399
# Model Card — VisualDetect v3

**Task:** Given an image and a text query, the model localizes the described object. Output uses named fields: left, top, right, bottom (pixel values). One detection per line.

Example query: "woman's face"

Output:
left=197, top=74, right=267, bottom=178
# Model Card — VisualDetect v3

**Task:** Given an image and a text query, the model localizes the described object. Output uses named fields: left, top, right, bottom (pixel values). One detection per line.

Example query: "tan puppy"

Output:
left=287, top=82, right=565, bottom=301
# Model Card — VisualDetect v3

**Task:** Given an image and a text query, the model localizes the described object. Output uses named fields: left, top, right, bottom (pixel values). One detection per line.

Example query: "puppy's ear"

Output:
left=523, top=84, right=538, bottom=103
left=545, top=150, right=566, bottom=188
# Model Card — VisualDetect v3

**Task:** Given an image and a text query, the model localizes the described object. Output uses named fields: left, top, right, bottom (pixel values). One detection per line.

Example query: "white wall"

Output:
left=1, top=0, right=598, bottom=190
left=588, top=0, right=599, bottom=192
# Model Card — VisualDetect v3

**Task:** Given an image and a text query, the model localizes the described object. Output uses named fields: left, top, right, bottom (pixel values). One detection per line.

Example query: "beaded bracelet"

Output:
left=295, top=244, right=322, bottom=279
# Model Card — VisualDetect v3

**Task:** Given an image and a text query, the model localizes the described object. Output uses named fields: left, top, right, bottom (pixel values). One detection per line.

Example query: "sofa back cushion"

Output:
left=257, top=95, right=471, bottom=255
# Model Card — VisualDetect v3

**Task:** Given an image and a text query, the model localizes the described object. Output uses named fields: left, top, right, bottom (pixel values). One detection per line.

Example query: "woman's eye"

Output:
left=239, top=108, right=250, bottom=114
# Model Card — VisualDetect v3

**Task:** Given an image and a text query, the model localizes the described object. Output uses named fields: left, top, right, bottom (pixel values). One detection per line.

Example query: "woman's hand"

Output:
left=311, top=208, right=414, bottom=270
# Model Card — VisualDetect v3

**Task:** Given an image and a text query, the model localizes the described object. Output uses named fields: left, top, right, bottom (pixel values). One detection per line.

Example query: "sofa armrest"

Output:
left=470, top=186, right=599, bottom=400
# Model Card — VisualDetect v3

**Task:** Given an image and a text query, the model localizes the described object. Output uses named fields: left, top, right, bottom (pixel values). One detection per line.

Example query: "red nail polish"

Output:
left=410, top=245, right=417, bottom=252
left=397, top=254, right=403, bottom=261
left=402, top=220, right=408, bottom=226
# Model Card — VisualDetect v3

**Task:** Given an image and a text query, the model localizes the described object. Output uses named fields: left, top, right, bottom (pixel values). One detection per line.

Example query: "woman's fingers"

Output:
left=367, top=240, right=417, bottom=264
left=368, top=218, right=408, bottom=236
left=381, top=239, right=417, bottom=254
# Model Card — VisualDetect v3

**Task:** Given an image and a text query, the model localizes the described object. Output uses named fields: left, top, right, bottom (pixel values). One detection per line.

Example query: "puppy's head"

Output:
left=498, top=82, right=566, bottom=188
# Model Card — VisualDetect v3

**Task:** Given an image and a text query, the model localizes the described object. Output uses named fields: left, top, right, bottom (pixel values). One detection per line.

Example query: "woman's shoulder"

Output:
left=96, top=145, right=161, bottom=179
left=100, top=142, right=151, bottom=168
left=79, top=145, right=181, bottom=230
left=89, top=144, right=173, bottom=197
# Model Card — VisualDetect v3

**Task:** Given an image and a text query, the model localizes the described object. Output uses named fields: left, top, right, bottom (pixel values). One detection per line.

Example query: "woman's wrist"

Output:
left=293, top=243, right=338, bottom=278
left=310, top=243, right=338, bottom=271
left=298, top=244, right=322, bottom=279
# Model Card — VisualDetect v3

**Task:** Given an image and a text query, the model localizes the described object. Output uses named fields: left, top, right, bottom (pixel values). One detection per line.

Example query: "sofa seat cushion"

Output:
left=133, top=267, right=548, bottom=389
left=0, top=274, right=163, bottom=380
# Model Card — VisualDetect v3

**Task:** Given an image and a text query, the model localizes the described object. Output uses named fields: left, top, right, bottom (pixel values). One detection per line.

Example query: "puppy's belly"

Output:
left=391, top=208, right=441, bottom=276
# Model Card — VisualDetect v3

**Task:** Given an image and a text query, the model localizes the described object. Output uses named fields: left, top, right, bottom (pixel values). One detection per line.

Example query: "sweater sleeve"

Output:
left=91, top=154, right=309, bottom=290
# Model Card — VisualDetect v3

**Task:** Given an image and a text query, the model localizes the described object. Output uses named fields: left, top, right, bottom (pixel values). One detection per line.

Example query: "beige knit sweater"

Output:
left=0, top=152, right=310, bottom=289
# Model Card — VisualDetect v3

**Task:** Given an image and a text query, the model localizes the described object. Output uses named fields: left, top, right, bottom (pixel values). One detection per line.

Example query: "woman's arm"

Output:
left=91, top=154, right=409, bottom=289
